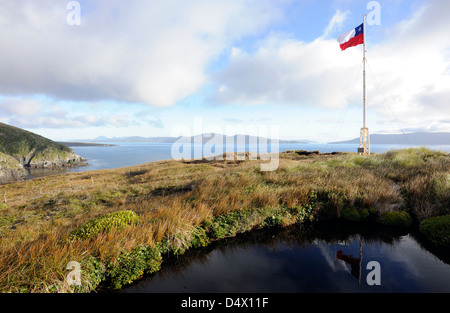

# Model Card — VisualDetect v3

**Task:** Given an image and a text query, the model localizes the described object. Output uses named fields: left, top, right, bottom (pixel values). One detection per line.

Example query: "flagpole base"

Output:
left=358, top=127, right=370, bottom=155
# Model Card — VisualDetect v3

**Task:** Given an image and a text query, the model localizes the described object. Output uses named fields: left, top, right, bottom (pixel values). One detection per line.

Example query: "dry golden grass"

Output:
left=0, top=148, right=448, bottom=292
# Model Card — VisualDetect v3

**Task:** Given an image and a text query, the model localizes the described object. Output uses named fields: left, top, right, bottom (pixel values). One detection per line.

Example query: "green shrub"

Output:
left=341, top=207, right=362, bottom=222
left=381, top=211, right=413, bottom=227
left=68, top=210, right=139, bottom=240
left=360, top=208, right=369, bottom=220
left=263, top=212, right=284, bottom=228
left=289, top=205, right=315, bottom=223
left=205, top=210, right=250, bottom=239
left=158, top=226, right=210, bottom=256
left=106, top=245, right=162, bottom=289
left=419, top=215, right=450, bottom=247
left=189, top=226, right=210, bottom=249
left=68, top=256, right=105, bottom=293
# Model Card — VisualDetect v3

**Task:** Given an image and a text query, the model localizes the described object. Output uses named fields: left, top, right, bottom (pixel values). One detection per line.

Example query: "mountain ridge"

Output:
left=71, top=133, right=314, bottom=144
left=329, top=132, right=450, bottom=145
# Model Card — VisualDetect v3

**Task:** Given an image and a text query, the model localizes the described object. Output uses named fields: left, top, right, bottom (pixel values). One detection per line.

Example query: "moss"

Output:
left=69, top=256, right=106, bottom=293
left=381, top=211, right=413, bottom=227
left=360, top=208, right=369, bottom=220
left=68, top=210, right=139, bottom=240
left=106, top=245, right=162, bottom=289
left=341, top=207, right=362, bottom=222
left=419, top=215, right=450, bottom=247
left=339, top=207, right=371, bottom=223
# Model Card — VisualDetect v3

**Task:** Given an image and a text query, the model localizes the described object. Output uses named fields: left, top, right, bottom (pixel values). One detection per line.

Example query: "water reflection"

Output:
left=335, top=249, right=362, bottom=281
left=121, top=221, right=450, bottom=293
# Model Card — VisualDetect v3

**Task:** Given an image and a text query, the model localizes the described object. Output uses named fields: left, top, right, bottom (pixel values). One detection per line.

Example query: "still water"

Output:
left=121, top=221, right=450, bottom=293
left=28, top=142, right=450, bottom=179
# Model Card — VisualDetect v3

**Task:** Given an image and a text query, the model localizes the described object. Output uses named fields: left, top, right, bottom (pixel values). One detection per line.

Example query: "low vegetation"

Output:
left=381, top=211, right=413, bottom=227
left=419, top=215, right=450, bottom=247
left=68, top=210, right=139, bottom=240
left=0, top=147, right=448, bottom=292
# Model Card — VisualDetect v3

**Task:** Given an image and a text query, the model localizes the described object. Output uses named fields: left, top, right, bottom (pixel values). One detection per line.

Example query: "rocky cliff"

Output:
left=0, top=151, right=27, bottom=184
left=0, top=123, right=86, bottom=184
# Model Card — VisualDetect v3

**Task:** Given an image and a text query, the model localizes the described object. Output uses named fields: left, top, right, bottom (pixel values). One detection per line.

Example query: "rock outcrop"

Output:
left=0, top=152, right=27, bottom=184
left=0, top=123, right=87, bottom=184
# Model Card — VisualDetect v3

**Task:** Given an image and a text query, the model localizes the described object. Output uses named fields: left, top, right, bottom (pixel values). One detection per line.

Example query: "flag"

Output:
left=337, top=23, right=364, bottom=51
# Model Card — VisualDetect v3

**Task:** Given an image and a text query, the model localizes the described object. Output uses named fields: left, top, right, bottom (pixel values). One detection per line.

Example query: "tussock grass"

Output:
left=0, top=148, right=449, bottom=292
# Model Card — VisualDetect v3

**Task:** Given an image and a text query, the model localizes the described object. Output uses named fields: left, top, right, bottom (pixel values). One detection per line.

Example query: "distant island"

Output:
left=0, top=123, right=87, bottom=184
left=329, top=132, right=450, bottom=145
left=73, top=133, right=314, bottom=144
left=57, top=142, right=116, bottom=147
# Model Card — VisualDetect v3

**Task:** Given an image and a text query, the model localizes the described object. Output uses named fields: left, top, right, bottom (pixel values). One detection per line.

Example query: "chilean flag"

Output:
left=337, top=23, right=364, bottom=51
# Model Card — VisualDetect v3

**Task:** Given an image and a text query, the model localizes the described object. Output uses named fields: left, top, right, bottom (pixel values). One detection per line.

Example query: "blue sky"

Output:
left=1, top=0, right=449, bottom=142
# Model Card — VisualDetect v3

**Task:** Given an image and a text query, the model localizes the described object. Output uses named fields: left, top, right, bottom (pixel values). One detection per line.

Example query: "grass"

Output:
left=0, top=148, right=449, bottom=292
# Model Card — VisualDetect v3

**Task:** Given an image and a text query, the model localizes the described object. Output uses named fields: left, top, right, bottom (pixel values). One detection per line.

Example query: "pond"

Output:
left=120, top=221, right=450, bottom=293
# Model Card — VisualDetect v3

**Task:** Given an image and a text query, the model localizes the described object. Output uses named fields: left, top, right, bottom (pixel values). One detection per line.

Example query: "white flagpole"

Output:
left=359, top=14, right=370, bottom=155
left=363, top=14, right=367, bottom=130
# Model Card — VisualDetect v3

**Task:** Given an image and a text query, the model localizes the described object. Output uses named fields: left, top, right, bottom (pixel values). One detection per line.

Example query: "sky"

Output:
left=1, top=0, right=449, bottom=143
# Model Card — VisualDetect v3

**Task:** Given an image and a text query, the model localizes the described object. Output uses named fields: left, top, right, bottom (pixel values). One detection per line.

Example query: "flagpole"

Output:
left=359, top=14, right=370, bottom=155
left=363, top=14, right=366, bottom=130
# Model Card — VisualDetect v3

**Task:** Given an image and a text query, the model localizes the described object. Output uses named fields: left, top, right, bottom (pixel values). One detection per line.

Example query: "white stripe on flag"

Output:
left=337, top=29, right=356, bottom=45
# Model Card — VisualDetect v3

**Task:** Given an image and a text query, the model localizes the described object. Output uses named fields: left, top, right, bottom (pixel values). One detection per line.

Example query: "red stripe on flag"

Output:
left=340, top=33, right=364, bottom=51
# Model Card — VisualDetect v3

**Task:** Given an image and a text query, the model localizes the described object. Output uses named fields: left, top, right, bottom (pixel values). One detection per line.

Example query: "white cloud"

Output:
left=211, top=0, right=450, bottom=133
left=0, top=98, right=42, bottom=117
left=366, top=0, right=450, bottom=132
left=0, top=96, right=134, bottom=129
left=0, top=0, right=286, bottom=107
left=322, top=9, right=350, bottom=39
left=211, top=35, right=362, bottom=108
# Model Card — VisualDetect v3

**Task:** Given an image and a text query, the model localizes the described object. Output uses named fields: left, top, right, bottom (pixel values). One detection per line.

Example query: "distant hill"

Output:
left=0, top=123, right=86, bottom=184
left=74, top=133, right=313, bottom=144
left=56, top=142, right=115, bottom=147
left=329, top=132, right=450, bottom=145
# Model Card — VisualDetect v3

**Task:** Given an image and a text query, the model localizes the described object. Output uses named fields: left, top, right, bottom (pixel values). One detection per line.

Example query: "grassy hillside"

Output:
left=0, top=148, right=448, bottom=292
left=0, top=123, right=85, bottom=169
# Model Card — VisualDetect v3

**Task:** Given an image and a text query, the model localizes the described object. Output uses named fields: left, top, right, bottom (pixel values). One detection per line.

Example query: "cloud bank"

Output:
left=0, top=0, right=286, bottom=107
left=210, top=0, right=450, bottom=132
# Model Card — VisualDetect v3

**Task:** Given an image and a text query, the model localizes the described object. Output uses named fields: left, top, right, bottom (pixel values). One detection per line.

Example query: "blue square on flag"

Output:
left=355, top=24, right=364, bottom=37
